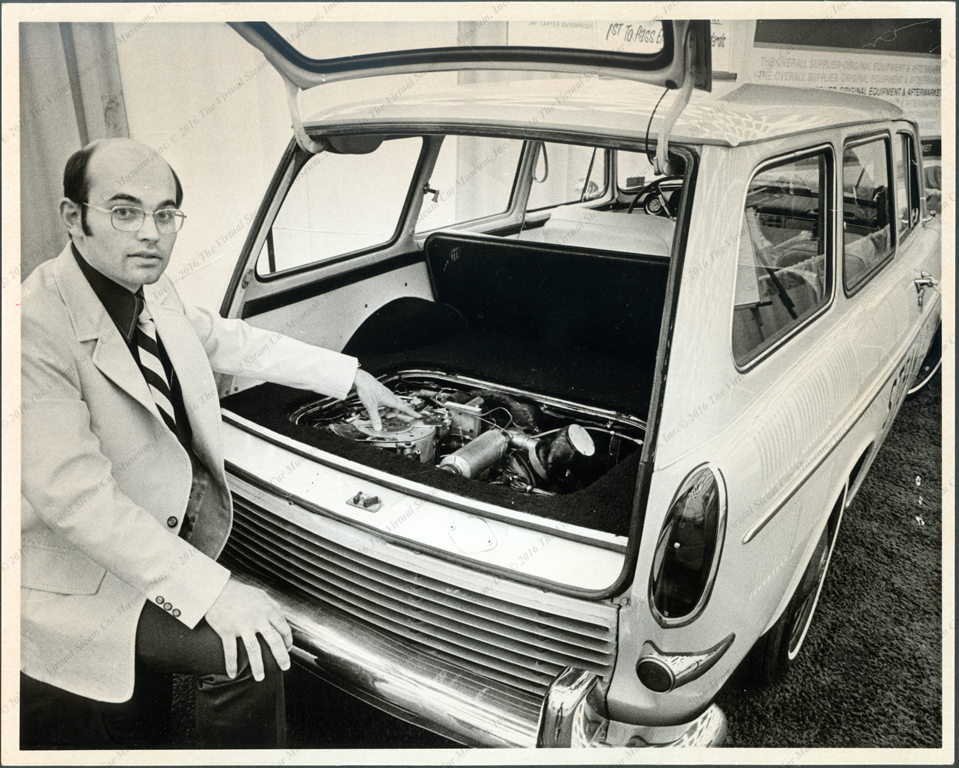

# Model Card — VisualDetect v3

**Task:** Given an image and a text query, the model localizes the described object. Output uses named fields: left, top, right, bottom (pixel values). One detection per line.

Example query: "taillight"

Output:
left=649, top=464, right=726, bottom=626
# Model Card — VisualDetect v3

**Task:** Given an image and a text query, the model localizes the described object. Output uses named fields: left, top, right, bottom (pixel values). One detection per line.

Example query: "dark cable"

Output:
left=645, top=87, right=671, bottom=166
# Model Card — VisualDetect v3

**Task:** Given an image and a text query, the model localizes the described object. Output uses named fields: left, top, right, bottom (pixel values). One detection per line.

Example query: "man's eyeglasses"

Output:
left=81, top=203, right=187, bottom=234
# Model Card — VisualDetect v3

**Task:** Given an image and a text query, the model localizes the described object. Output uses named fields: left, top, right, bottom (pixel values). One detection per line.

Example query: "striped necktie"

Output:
left=136, top=303, right=178, bottom=433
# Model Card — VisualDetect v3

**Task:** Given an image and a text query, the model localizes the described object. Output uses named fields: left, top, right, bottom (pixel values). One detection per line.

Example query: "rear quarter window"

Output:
left=894, top=131, right=921, bottom=238
left=414, top=136, right=523, bottom=232
left=257, top=136, right=423, bottom=276
left=526, top=142, right=607, bottom=211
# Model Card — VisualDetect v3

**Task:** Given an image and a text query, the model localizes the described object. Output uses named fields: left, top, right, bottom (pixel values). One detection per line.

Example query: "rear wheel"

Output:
left=748, top=516, right=836, bottom=684
left=907, top=322, right=942, bottom=397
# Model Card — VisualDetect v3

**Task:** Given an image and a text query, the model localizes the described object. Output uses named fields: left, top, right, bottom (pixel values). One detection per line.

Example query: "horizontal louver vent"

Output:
left=221, top=494, right=617, bottom=697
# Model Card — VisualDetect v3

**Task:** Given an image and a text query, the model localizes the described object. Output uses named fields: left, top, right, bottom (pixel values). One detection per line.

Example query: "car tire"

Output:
left=747, top=522, right=833, bottom=685
left=907, top=322, right=942, bottom=398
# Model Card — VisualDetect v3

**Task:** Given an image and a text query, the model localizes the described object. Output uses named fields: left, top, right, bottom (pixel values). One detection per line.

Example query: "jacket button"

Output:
left=163, top=602, right=173, bottom=611
left=155, top=596, right=164, bottom=604
left=172, top=609, right=181, bottom=618
left=167, top=516, right=178, bottom=528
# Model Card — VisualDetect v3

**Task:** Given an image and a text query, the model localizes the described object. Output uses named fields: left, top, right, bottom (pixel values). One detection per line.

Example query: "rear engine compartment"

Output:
left=223, top=233, right=670, bottom=537
left=292, top=371, right=644, bottom=498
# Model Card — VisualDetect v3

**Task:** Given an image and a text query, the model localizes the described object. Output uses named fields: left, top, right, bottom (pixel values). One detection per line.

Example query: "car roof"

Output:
left=305, top=78, right=903, bottom=148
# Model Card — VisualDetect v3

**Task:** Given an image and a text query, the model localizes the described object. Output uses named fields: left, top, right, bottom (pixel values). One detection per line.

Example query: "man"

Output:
left=20, top=138, right=416, bottom=748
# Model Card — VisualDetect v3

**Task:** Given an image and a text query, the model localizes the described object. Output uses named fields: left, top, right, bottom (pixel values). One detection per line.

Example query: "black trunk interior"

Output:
left=222, top=235, right=670, bottom=537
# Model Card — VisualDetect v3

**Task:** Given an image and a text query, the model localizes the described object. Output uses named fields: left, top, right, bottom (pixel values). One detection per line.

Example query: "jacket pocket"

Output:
left=21, top=544, right=106, bottom=595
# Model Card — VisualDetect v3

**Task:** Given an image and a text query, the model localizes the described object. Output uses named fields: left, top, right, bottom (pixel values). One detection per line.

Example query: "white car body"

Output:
left=212, top=21, right=942, bottom=747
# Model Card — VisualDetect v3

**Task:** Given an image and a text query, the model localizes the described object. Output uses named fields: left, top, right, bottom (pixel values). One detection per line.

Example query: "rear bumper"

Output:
left=233, top=571, right=727, bottom=748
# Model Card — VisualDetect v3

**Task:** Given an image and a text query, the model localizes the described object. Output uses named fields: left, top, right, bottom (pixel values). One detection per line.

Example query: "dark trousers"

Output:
left=21, top=600, right=286, bottom=749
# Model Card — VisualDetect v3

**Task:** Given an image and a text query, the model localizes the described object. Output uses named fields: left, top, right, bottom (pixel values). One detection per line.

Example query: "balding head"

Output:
left=59, top=138, right=183, bottom=291
left=63, top=138, right=182, bottom=236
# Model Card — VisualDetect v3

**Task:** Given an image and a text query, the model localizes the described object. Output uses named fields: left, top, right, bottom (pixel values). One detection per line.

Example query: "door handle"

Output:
left=914, top=273, right=939, bottom=309
left=914, top=273, right=939, bottom=292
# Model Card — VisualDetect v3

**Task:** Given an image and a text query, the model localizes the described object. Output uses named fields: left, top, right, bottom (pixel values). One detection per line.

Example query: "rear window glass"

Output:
left=270, top=20, right=669, bottom=60
left=732, top=149, right=833, bottom=366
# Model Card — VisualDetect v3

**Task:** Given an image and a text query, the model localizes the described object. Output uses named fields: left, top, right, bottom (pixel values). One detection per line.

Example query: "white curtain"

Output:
left=19, top=23, right=128, bottom=280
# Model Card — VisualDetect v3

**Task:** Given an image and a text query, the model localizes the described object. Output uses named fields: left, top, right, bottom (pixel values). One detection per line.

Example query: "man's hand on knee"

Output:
left=204, top=578, right=293, bottom=681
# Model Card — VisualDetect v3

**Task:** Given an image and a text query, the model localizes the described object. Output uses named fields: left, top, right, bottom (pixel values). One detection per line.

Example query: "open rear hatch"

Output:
left=229, top=20, right=711, bottom=89
left=217, top=20, right=707, bottom=593
left=230, top=20, right=711, bottom=164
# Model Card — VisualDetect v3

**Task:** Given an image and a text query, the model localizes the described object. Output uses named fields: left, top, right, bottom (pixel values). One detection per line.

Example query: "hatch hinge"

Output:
left=654, top=29, right=697, bottom=176
left=283, top=77, right=328, bottom=155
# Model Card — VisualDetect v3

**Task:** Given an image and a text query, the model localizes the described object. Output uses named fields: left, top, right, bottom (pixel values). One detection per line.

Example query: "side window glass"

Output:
left=893, top=135, right=910, bottom=237
left=923, top=153, right=943, bottom=216
left=258, top=137, right=422, bottom=276
left=616, top=150, right=659, bottom=191
left=900, top=133, right=921, bottom=229
left=842, top=138, right=894, bottom=291
left=415, top=136, right=523, bottom=233
left=732, top=150, right=832, bottom=366
left=527, top=143, right=607, bottom=211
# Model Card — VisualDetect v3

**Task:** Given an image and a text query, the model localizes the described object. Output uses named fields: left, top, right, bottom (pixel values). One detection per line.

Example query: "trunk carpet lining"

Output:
left=222, top=326, right=649, bottom=536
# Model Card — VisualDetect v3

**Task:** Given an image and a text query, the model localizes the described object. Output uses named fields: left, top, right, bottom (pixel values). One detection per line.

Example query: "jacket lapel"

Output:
left=54, top=247, right=225, bottom=476
left=145, top=282, right=225, bottom=475
left=54, top=247, right=164, bottom=423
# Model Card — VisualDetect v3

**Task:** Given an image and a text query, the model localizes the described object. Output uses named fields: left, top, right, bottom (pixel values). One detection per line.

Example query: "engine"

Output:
left=291, top=372, right=643, bottom=496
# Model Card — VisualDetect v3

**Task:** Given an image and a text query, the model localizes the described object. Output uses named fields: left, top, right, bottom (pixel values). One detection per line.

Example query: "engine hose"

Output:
left=469, top=390, right=538, bottom=429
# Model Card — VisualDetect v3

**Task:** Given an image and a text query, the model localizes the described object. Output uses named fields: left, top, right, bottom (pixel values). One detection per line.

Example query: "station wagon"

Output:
left=210, top=20, right=942, bottom=747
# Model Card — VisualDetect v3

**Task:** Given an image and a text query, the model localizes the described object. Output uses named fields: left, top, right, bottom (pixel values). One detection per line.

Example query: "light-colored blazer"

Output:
left=20, top=245, right=357, bottom=702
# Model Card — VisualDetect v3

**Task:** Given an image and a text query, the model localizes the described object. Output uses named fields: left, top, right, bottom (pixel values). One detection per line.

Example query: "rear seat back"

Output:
left=425, top=232, right=669, bottom=361
left=522, top=206, right=675, bottom=257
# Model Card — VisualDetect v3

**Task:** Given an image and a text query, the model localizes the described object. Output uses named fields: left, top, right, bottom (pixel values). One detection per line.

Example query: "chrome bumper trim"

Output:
left=636, top=633, right=735, bottom=693
left=542, top=670, right=727, bottom=747
left=232, top=571, right=540, bottom=747
left=538, top=668, right=598, bottom=747
left=634, top=704, right=728, bottom=747
left=234, top=572, right=726, bottom=748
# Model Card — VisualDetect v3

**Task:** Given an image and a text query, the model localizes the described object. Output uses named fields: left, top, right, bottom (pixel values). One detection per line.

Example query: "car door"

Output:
left=839, top=128, right=939, bottom=445
left=892, top=124, right=942, bottom=383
